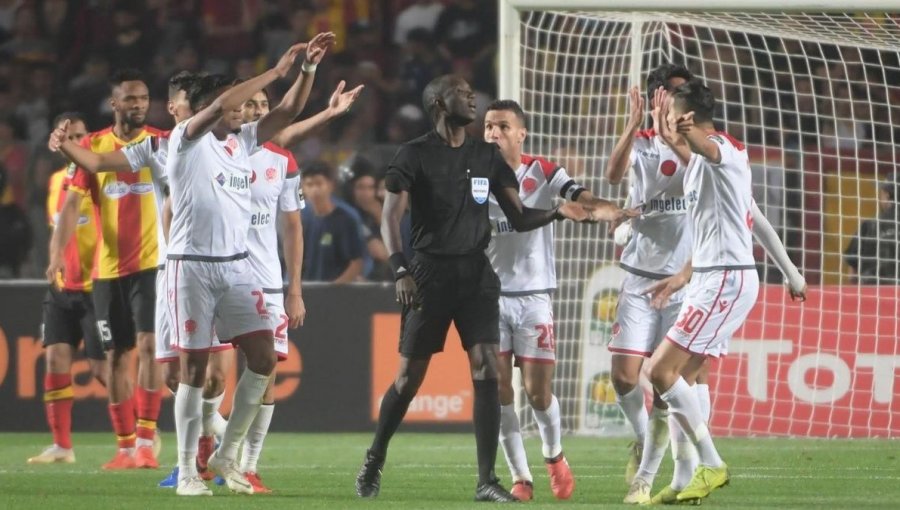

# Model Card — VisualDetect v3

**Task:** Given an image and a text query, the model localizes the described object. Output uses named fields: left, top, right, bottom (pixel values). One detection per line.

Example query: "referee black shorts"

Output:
left=92, top=268, right=157, bottom=351
left=399, top=252, right=500, bottom=359
left=41, top=285, right=105, bottom=361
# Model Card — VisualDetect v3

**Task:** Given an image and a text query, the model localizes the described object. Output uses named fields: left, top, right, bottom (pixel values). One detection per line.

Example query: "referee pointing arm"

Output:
left=355, top=75, right=597, bottom=503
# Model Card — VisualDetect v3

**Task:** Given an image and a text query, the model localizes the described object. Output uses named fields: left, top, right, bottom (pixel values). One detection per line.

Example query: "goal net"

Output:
left=500, top=2, right=900, bottom=438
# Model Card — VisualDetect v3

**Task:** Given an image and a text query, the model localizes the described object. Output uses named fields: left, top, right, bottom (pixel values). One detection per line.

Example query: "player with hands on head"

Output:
left=356, top=75, right=595, bottom=503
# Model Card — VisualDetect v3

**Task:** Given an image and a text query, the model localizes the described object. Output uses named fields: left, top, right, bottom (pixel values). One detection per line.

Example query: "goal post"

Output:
left=499, top=0, right=900, bottom=438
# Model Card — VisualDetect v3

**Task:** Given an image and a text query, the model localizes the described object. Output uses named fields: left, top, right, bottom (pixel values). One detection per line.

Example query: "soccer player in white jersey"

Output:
left=644, top=79, right=806, bottom=504
left=164, top=32, right=335, bottom=496
left=222, top=80, right=362, bottom=493
left=484, top=100, right=628, bottom=501
left=606, top=64, right=697, bottom=503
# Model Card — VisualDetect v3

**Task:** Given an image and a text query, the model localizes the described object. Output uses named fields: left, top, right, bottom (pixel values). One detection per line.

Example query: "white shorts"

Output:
left=665, top=269, right=759, bottom=358
left=165, top=258, right=272, bottom=353
left=155, top=267, right=176, bottom=362
left=263, top=291, right=290, bottom=361
left=610, top=289, right=682, bottom=357
left=498, top=294, right=556, bottom=365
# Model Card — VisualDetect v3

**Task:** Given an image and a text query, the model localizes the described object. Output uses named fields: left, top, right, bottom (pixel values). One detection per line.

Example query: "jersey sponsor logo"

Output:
left=215, top=172, right=250, bottom=193
left=250, top=211, right=272, bottom=228
left=76, top=215, right=90, bottom=225
left=129, top=182, right=154, bottom=195
left=471, top=176, right=489, bottom=204
left=522, top=176, right=538, bottom=195
left=265, top=167, right=277, bottom=182
left=660, top=159, right=678, bottom=176
left=645, top=196, right=689, bottom=214
left=686, top=189, right=699, bottom=204
left=66, top=163, right=76, bottom=177
left=103, top=181, right=130, bottom=199
left=493, top=218, right=515, bottom=234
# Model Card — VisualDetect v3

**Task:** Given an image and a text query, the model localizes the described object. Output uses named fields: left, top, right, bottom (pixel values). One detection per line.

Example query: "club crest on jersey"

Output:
left=660, top=160, right=678, bottom=176
left=103, top=181, right=130, bottom=199
left=471, top=176, right=489, bottom=204
left=265, top=167, right=277, bottom=182
left=522, top=176, right=538, bottom=195
left=223, top=137, right=239, bottom=157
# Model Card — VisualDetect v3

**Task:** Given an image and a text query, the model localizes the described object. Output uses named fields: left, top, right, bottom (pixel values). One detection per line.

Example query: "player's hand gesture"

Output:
left=46, top=255, right=64, bottom=288
left=649, top=86, right=665, bottom=134
left=48, top=119, right=69, bottom=152
left=643, top=272, right=689, bottom=309
left=675, top=111, right=695, bottom=134
left=626, top=86, right=645, bottom=132
left=327, top=80, right=365, bottom=116
left=396, top=274, right=419, bottom=308
left=787, top=278, right=808, bottom=302
left=655, top=88, right=680, bottom=147
left=305, top=32, right=336, bottom=65
left=274, top=42, right=308, bottom=78
left=557, top=202, right=592, bottom=222
left=286, top=293, right=306, bottom=328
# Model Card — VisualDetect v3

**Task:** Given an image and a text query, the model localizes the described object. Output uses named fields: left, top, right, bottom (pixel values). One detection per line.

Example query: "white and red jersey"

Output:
left=246, top=142, right=302, bottom=290
left=684, top=131, right=756, bottom=271
left=165, top=119, right=260, bottom=259
left=620, top=129, right=693, bottom=279
left=122, top=133, right=171, bottom=266
left=486, top=154, right=586, bottom=295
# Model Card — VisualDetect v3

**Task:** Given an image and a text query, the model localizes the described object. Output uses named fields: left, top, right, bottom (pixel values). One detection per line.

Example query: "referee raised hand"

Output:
left=355, top=75, right=605, bottom=503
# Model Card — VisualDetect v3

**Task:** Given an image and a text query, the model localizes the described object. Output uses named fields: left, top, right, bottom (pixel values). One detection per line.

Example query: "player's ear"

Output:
left=167, top=100, right=176, bottom=116
left=518, top=127, right=527, bottom=144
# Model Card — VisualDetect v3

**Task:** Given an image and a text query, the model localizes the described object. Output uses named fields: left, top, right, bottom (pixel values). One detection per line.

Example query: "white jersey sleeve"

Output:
left=123, top=134, right=170, bottom=265
left=547, top=165, right=586, bottom=202
left=684, top=132, right=756, bottom=271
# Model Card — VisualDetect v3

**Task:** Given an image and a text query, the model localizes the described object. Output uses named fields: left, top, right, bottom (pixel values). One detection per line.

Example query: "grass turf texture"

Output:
left=1, top=433, right=897, bottom=509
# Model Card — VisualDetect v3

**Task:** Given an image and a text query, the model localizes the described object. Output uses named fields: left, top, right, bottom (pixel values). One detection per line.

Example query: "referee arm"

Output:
left=382, top=190, right=417, bottom=305
left=493, top=186, right=591, bottom=232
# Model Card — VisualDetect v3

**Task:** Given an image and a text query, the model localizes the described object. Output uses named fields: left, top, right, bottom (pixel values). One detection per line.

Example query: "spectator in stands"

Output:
left=0, top=4, right=54, bottom=63
left=0, top=114, right=27, bottom=208
left=200, top=0, right=260, bottom=73
left=0, top=162, right=32, bottom=277
left=399, top=28, right=450, bottom=105
left=845, top=173, right=900, bottom=284
left=344, top=158, right=390, bottom=281
left=108, top=4, right=156, bottom=70
left=393, top=0, right=444, bottom=46
left=15, top=62, right=52, bottom=148
left=301, top=160, right=365, bottom=283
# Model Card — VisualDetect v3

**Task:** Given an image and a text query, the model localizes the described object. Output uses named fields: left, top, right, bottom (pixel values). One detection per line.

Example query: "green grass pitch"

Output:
left=1, top=433, right=897, bottom=509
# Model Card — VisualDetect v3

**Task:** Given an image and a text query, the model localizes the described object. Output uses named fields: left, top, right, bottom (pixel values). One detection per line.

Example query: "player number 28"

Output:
left=535, top=324, right=556, bottom=351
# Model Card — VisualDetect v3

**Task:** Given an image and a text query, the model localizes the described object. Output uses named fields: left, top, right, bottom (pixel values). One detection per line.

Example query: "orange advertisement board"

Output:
left=371, top=313, right=473, bottom=423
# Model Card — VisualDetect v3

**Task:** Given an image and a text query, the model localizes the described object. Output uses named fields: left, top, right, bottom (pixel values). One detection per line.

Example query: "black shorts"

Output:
left=42, top=286, right=105, bottom=361
left=399, top=252, right=500, bottom=359
left=92, top=268, right=157, bottom=351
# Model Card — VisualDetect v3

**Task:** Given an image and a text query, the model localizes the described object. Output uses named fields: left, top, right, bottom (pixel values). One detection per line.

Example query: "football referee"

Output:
left=355, top=75, right=614, bottom=502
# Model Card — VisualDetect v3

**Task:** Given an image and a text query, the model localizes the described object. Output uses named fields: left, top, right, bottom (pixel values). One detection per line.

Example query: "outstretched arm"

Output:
left=493, top=186, right=589, bottom=232
left=606, top=86, right=644, bottom=184
left=258, top=32, right=336, bottom=144
left=48, top=121, right=131, bottom=172
left=751, top=203, right=807, bottom=301
left=185, top=42, right=309, bottom=140
left=269, top=80, right=364, bottom=148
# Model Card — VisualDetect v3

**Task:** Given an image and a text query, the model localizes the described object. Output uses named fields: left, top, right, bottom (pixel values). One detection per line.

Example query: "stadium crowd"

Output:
left=0, top=0, right=496, bottom=280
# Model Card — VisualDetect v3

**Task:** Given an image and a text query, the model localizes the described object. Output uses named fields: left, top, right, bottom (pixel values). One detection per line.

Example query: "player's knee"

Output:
left=647, top=359, right=676, bottom=390
left=135, top=333, right=155, bottom=359
left=498, top=380, right=515, bottom=405
left=246, top=349, right=276, bottom=376
left=163, top=363, right=180, bottom=393
left=469, top=344, right=499, bottom=380
left=204, top=371, right=226, bottom=397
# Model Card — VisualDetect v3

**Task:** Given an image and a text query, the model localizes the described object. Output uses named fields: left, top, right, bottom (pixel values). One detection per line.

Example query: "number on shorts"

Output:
left=675, top=306, right=705, bottom=334
left=536, top=324, right=555, bottom=351
left=251, top=290, right=267, bottom=316
left=275, top=314, right=289, bottom=340
left=96, top=320, right=112, bottom=342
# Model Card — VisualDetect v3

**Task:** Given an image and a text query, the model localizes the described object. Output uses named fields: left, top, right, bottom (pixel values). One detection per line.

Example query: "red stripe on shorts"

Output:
left=704, top=270, right=745, bottom=355
left=686, top=270, right=729, bottom=350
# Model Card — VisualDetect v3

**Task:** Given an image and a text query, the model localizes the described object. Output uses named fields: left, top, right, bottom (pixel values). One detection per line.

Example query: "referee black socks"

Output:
left=472, top=378, right=501, bottom=485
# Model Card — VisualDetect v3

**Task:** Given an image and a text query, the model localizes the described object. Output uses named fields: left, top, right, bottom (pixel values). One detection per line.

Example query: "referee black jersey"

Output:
left=384, top=131, right=518, bottom=256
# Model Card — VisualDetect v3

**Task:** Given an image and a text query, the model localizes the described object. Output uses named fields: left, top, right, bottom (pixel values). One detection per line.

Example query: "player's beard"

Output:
left=125, top=112, right=146, bottom=129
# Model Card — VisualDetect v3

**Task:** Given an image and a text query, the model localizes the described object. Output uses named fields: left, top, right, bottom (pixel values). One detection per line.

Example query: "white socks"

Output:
left=696, top=383, right=711, bottom=423
left=499, top=404, right=532, bottom=482
left=668, top=413, right=698, bottom=490
left=241, top=403, right=274, bottom=473
left=174, top=384, right=203, bottom=481
left=217, top=369, right=270, bottom=461
left=202, top=392, right=226, bottom=437
left=660, top=377, right=723, bottom=469
left=532, top=395, right=562, bottom=459
left=634, top=406, right=670, bottom=484
left=616, top=385, right=648, bottom=446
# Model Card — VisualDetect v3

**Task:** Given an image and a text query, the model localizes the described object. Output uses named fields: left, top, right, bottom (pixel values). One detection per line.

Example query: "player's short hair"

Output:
left=109, top=68, right=146, bottom=91
left=187, top=74, right=232, bottom=113
left=646, top=63, right=693, bottom=100
left=301, top=160, right=335, bottom=182
left=485, top=99, right=527, bottom=128
left=51, top=111, right=86, bottom=129
left=168, top=71, right=200, bottom=100
left=671, top=79, right=716, bottom=124
left=422, top=75, right=460, bottom=121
